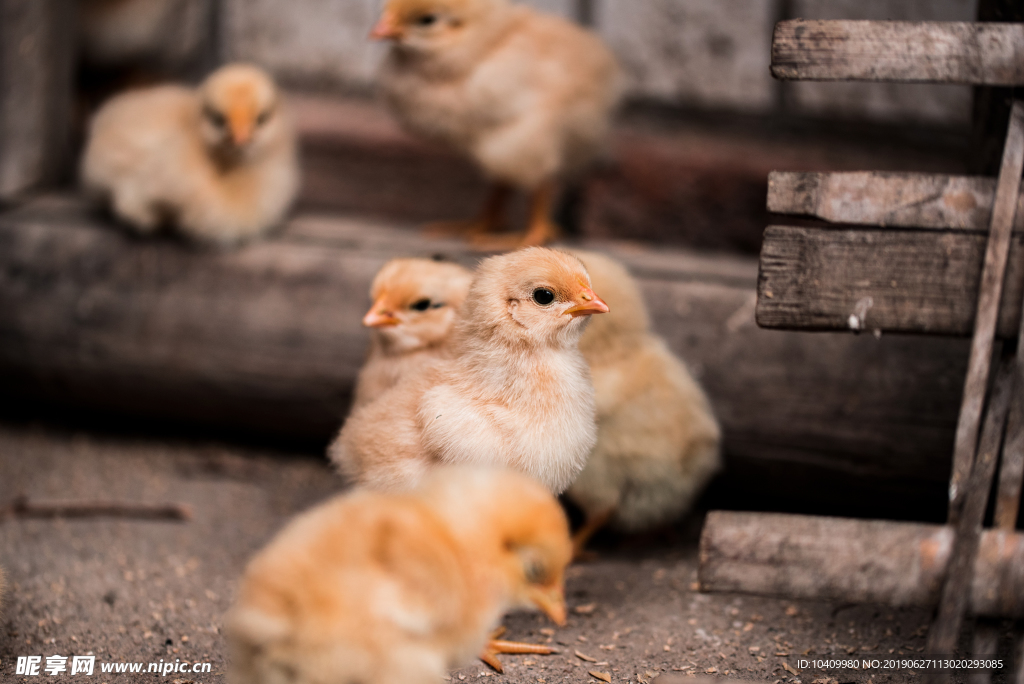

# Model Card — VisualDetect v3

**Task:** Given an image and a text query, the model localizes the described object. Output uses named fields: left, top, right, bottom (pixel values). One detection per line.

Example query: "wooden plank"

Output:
left=926, top=359, right=1013, bottom=672
left=949, top=100, right=1024, bottom=514
left=697, top=511, right=1024, bottom=618
left=767, top=171, right=1024, bottom=230
left=0, top=196, right=973, bottom=516
left=756, top=226, right=1024, bottom=337
left=0, top=0, right=76, bottom=199
left=771, top=19, right=1024, bottom=85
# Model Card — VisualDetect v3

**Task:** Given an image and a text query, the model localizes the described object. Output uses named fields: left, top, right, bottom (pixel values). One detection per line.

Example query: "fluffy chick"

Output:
left=227, top=467, right=572, bottom=684
left=566, top=251, right=721, bottom=553
left=354, top=259, right=475, bottom=409
left=81, top=62, right=299, bottom=246
left=372, top=0, right=623, bottom=247
left=330, top=248, right=608, bottom=494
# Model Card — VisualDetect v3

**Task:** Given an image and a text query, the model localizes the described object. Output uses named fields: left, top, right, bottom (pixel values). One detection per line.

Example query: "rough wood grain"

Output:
left=771, top=20, right=1024, bottom=85
left=949, top=100, right=1024, bottom=514
left=927, top=359, right=1013, bottom=666
left=698, top=511, right=1024, bottom=618
left=767, top=170, right=1024, bottom=230
left=0, top=196, right=973, bottom=516
left=0, top=0, right=76, bottom=199
left=756, top=225, right=1024, bottom=336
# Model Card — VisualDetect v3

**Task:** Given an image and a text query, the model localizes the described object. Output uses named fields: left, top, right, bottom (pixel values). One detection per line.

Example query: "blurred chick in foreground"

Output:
left=567, top=251, right=721, bottom=555
left=81, top=63, right=299, bottom=246
left=330, top=248, right=608, bottom=494
left=227, top=468, right=572, bottom=683
left=372, top=0, right=623, bottom=247
left=355, top=259, right=474, bottom=409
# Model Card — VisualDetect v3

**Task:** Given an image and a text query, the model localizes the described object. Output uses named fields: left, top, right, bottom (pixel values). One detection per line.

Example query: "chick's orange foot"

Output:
left=422, top=217, right=505, bottom=239
left=468, top=219, right=561, bottom=251
left=479, top=631, right=559, bottom=674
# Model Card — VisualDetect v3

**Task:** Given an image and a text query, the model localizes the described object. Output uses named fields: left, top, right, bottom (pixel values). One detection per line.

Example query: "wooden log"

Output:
left=771, top=20, right=1024, bottom=85
left=0, top=196, right=975, bottom=515
left=698, top=511, right=1024, bottom=618
left=767, top=171, right=1024, bottom=231
left=0, top=0, right=77, bottom=200
left=756, top=225, right=1024, bottom=337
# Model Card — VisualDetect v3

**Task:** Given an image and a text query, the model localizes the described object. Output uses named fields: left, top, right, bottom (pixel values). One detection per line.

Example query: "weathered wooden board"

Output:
left=756, top=225, right=1024, bottom=337
left=767, top=171, right=1024, bottom=230
left=0, top=197, right=974, bottom=516
left=771, top=20, right=1024, bottom=85
left=698, top=511, right=1024, bottom=618
left=0, top=0, right=76, bottom=199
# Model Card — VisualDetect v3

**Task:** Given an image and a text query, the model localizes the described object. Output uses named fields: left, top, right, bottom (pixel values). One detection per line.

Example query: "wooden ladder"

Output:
left=698, top=19, right=1024, bottom=684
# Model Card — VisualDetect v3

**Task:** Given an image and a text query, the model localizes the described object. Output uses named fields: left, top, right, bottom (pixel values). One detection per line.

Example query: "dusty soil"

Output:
left=0, top=423, right=1011, bottom=684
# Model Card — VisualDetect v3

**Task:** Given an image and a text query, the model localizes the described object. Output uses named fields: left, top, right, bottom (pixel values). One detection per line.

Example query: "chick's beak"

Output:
left=363, top=298, right=400, bottom=328
left=564, top=287, right=609, bottom=318
left=527, top=584, right=567, bottom=626
left=227, top=107, right=254, bottom=146
left=370, top=10, right=403, bottom=40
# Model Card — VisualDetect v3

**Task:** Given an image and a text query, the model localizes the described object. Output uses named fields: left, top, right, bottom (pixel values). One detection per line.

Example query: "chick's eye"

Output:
left=410, top=298, right=432, bottom=311
left=415, top=13, right=438, bottom=26
left=524, top=558, right=548, bottom=584
left=204, top=106, right=226, bottom=128
left=532, top=288, right=555, bottom=306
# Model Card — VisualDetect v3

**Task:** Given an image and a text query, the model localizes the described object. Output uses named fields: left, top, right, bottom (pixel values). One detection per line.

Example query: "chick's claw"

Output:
left=480, top=638, right=559, bottom=673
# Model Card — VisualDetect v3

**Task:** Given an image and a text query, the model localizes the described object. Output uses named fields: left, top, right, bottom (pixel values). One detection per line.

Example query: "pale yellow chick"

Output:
left=566, top=251, right=721, bottom=554
left=226, top=467, right=572, bottom=684
left=330, top=248, right=609, bottom=494
left=354, top=258, right=475, bottom=409
left=372, top=0, right=623, bottom=247
left=81, top=63, right=300, bottom=246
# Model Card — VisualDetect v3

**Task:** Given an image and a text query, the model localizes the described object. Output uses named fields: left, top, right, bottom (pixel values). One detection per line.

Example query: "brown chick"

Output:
left=354, top=258, right=475, bottom=409
left=330, top=248, right=608, bottom=494
left=226, top=467, right=572, bottom=684
left=372, top=0, right=623, bottom=247
left=566, top=251, right=721, bottom=556
left=81, top=62, right=300, bottom=246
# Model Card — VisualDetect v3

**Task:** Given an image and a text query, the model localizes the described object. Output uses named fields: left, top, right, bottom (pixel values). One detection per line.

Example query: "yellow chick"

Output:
left=566, top=251, right=722, bottom=555
left=355, top=258, right=475, bottom=409
left=371, top=0, right=623, bottom=247
left=226, top=467, right=572, bottom=684
left=81, top=63, right=300, bottom=246
left=330, top=248, right=609, bottom=494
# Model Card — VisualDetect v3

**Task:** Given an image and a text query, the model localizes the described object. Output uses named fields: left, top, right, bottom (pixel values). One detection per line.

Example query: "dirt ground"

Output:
left=0, top=423, right=1012, bottom=684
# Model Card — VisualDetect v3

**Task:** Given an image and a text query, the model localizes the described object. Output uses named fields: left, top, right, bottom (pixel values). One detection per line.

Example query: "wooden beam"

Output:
left=756, top=225, right=1024, bottom=337
left=0, top=196, right=974, bottom=515
left=771, top=20, right=1024, bottom=85
left=698, top=511, right=1024, bottom=618
left=767, top=171, right=1024, bottom=231
left=948, top=100, right=1024, bottom=515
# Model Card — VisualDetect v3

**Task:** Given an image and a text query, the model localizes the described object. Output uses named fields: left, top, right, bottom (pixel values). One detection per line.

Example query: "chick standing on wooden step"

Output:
left=330, top=248, right=609, bottom=494
left=371, top=0, right=623, bottom=248
left=81, top=63, right=299, bottom=246
left=354, top=258, right=475, bottom=409
left=227, top=467, right=572, bottom=683
left=566, top=251, right=722, bottom=556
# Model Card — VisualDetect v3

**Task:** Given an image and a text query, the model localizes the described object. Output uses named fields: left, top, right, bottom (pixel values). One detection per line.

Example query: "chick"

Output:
left=354, top=258, right=475, bottom=409
left=227, top=467, right=572, bottom=684
left=81, top=62, right=300, bottom=246
left=566, top=251, right=721, bottom=555
left=330, top=248, right=608, bottom=494
left=372, top=0, right=623, bottom=247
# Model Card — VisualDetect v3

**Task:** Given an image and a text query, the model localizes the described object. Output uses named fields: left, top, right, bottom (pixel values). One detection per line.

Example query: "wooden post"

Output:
left=0, top=0, right=77, bottom=201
